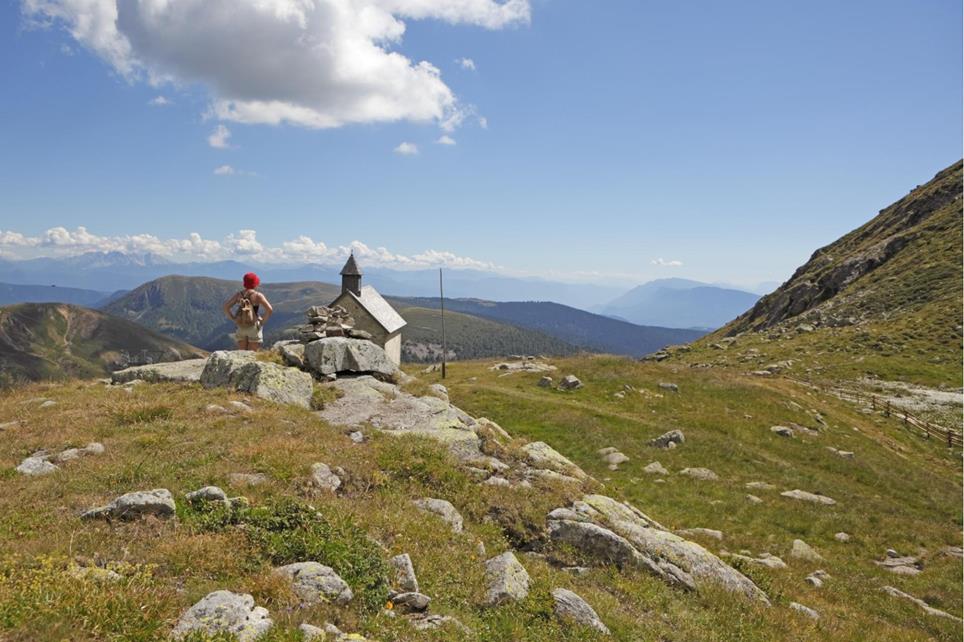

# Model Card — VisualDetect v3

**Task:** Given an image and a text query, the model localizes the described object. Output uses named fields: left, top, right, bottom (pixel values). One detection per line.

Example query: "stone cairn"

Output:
left=297, top=305, right=372, bottom=343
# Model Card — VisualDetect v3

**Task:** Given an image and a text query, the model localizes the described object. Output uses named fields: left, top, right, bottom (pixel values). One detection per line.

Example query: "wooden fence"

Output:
left=783, top=376, right=962, bottom=449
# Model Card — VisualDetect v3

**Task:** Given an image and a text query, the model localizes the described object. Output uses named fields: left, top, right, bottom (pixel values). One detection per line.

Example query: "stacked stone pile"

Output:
left=297, top=305, right=372, bottom=343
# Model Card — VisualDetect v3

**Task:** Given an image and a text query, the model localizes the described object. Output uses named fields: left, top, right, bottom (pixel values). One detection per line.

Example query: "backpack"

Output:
left=236, top=291, right=258, bottom=327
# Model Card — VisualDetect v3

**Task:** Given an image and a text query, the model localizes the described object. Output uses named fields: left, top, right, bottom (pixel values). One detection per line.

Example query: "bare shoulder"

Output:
left=225, top=290, right=241, bottom=304
left=254, top=290, right=271, bottom=304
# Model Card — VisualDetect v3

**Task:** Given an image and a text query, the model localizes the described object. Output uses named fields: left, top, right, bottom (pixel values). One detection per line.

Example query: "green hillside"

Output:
left=0, top=303, right=206, bottom=387
left=671, top=161, right=963, bottom=387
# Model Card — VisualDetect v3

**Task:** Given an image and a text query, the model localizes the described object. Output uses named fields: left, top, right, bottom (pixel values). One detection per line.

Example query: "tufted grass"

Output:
left=0, top=355, right=959, bottom=641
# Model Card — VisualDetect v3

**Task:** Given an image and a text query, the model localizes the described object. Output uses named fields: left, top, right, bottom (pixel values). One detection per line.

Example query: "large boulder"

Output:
left=484, top=552, right=531, bottom=605
left=551, top=589, right=610, bottom=635
left=303, top=337, right=399, bottom=381
left=521, top=441, right=587, bottom=480
left=171, top=590, right=273, bottom=641
left=81, top=489, right=175, bottom=521
left=547, top=494, right=768, bottom=603
left=111, top=358, right=208, bottom=384
left=201, top=351, right=313, bottom=408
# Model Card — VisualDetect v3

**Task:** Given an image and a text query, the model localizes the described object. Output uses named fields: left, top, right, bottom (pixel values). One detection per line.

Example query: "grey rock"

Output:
left=551, top=588, right=610, bottom=635
left=274, top=562, right=353, bottom=605
left=680, top=467, right=719, bottom=481
left=601, top=450, right=629, bottom=470
left=678, top=528, right=723, bottom=541
left=39, top=400, right=57, bottom=408
left=790, top=539, right=823, bottom=562
left=484, top=552, right=531, bottom=605
left=186, top=486, right=229, bottom=504
left=310, top=463, right=342, bottom=493
left=770, top=425, right=794, bottom=437
left=69, top=565, right=123, bottom=583
left=206, top=404, right=230, bottom=414
left=658, top=382, right=679, bottom=393
left=16, top=456, right=58, bottom=476
left=745, top=481, right=777, bottom=491
left=201, top=351, right=314, bottom=408
left=649, top=429, right=685, bottom=448
left=228, top=473, right=268, bottom=487
left=0, top=420, right=20, bottom=431
left=745, top=494, right=763, bottom=504
left=298, top=623, right=325, bottom=640
left=81, top=488, right=175, bottom=520
left=111, top=359, right=207, bottom=384
left=412, top=498, right=463, bottom=533
left=881, top=585, right=963, bottom=623
left=171, top=590, right=273, bottom=641
left=390, top=553, right=419, bottom=593
left=789, top=602, right=820, bottom=620
left=303, top=337, right=399, bottom=381
left=780, top=489, right=837, bottom=505
left=521, top=441, right=587, bottom=480
left=228, top=400, right=253, bottom=414
left=428, top=383, right=449, bottom=400
left=643, top=461, right=669, bottom=475
left=537, top=376, right=553, bottom=388
left=558, top=375, right=583, bottom=390
left=483, top=476, right=511, bottom=487
left=279, top=342, right=306, bottom=368
left=727, top=552, right=787, bottom=569
left=834, top=532, right=851, bottom=542
left=407, top=614, right=469, bottom=632
left=391, top=591, right=431, bottom=613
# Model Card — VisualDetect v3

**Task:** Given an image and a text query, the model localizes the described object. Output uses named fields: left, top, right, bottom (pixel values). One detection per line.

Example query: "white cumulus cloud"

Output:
left=23, top=0, right=530, bottom=131
left=436, top=134, right=456, bottom=145
left=208, top=124, right=232, bottom=149
left=394, top=141, right=419, bottom=155
left=456, top=57, right=476, bottom=70
left=0, top=226, right=496, bottom=270
left=213, top=164, right=235, bottom=175
left=651, top=258, right=683, bottom=267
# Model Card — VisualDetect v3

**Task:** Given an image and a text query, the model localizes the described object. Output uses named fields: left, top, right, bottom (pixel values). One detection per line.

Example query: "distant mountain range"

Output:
left=598, top=278, right=760, bottom=330
left=0, top=282, right=116, bottom=308
left=0, top=303, right=206, bottom=386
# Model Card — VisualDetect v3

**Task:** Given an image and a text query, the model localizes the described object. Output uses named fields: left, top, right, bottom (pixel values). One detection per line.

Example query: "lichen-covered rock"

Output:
left=185, top=486, right=229, bottom=504
left=521, top=441, right=587, bottom=480
left=310, top=463, right=342, bottom=493
left=790, top=539, right=823, bottom=562
left=391, top=591, right=431, bottom=613
left=171, top=590, right=273, bottom=641
left=643, top=461, right=669, bottom=475
left=551, top=588, right=610, bottom=635
left=649, top=430, right=685, bottom=448
left=390, top=553, right=419, bottom=593
left=304, top=337, right=399, bottom=381
left=789, top=602, right=820, bottom=620
left=201, top=351, right=313, bottom=408
left=484, top=552, right=530, bottom=605
left=781, top=489, right=837, bottom=505
left=679, top=467, right=718, bottom=481
left=81, top=489, right=175, bottom=520
left=558, top=375, right=583, bottom=390
left=16, top=456, right=58, bottom=476
left=112, top=359, right=207, bottom=384
left=274, top=562, right=353, bottom=605
left=547, top=494, right=768, bottom=603
left=412, top=498, right=463, bottom=533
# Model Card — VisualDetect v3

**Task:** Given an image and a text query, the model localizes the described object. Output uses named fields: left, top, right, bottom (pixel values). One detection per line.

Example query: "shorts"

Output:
left=235, top=322, right=263, bottom=343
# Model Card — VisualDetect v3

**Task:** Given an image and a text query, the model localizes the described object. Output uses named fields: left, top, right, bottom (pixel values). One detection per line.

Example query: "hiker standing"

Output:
left=223, top=272, right=273, bottom=351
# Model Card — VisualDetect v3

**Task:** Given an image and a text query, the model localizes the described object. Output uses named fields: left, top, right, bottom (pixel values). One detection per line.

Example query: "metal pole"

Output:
left=439, top=268, right=446, bottom=379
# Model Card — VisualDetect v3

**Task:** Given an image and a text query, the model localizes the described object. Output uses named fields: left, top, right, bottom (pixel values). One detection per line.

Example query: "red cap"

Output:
left=243, top=272, right=260, bottom=289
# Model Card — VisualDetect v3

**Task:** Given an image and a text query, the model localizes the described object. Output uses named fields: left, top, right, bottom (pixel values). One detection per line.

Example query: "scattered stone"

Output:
left=790, top=539, right=824, bottom=562
left=310, top=463, right=342, bottom=493
left=726, top=552, right=787, bottom=569
left=39, top=400, right=57, bottom=408
left=228, top=400, right=253, bottom=414
left=484, top=552, right=531, bottom=605
left=875, top=552, right=922, bottom=575
left=537, top=376, right=553, bottom=388
left=69, top=564, right=123, bottom=583
left=745, top=481, right=776, bottom=491
left=274, top=562, right=353, bottom=605
left=81, top=489, right=176, bottom=520
left=111, top=359, right=207, bottom=384
left=789, top=601, right=820, bottom=620
left=407, top=613, right=469, bottom=632
left=805, top=569, right=830, bottom=587
left=185, top=486, right=229, bottom=504
left=228, top=473, right=268, bottom=487
left=391, top=591, right=431, bottom=613
left=827, top=446, right=855, bottom=459
left=770, top=425, right=794, bottom=437
left=941, top=545, right=963, bottom=558
left=171, top=590, right=273, bottom=641
left=390, top=553, right=419, bottom=593
left=643, top=461, right=669, bottom=475
left=750, top=370, right=772, bottom=377
left=412, top=498, right=463, bottom=533
left=598, top=448, right=629, bottom=470
left=558, top=375, right=583, bottom=391
left=648, top=429, right=685, bottom=448
left=298, top=623, right=325, bottom=640
left=201, top=351, right=314, bottom=408
left=834, top=532, right=851, bottom=542
left=551, top=588, right=610, bottom=635
left=680, top=467, right=719, bottom=481
left=521, top=441, right=587, bottom=480
left=348, top=430, right=365, bottom=444
left=206, top=404, right=229, bottom=414
left=483, top=476, right=511, bottom=487
left=678, top=528, right=723, bottom=541
left=881, top=585, right=963, bottom=622
left=490, top=360, right=556, bottom=373
left=780, top=489, right=836, bottom=505
left=0, top=420, right=20, bottom=431
left=428, top=383, right=449, bottom=401
left=746, top=494, right=763, bottom=504
left=16, top=456, right=58, bottom=476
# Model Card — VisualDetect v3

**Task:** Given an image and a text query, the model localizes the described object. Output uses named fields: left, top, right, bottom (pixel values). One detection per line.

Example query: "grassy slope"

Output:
left=0, top=355, right=960, bottom=641
left=0, top=303, right=206, bottom=386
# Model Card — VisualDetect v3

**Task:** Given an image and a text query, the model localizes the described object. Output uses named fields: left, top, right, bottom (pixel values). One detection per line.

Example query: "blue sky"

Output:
left=0, top=0, right=960, bottom=288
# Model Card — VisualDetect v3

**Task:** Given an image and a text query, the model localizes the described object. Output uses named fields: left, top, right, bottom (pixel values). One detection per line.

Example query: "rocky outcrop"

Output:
left=171, top=590, right=273, bottom=641
left=81, top=489, right=176, bottom=520
left=200, top=351, right=313, bottom=408
left=881, top=585, right=963, bottom=622
left=111, top=358, right=207, bottom=384
left=521, top=441, right=587, bottom=480
left=780, top=489, right=837, bottom=505
left=303, top=337, right=399, bottom=381
left=547, top=495, right=768, bottom=603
